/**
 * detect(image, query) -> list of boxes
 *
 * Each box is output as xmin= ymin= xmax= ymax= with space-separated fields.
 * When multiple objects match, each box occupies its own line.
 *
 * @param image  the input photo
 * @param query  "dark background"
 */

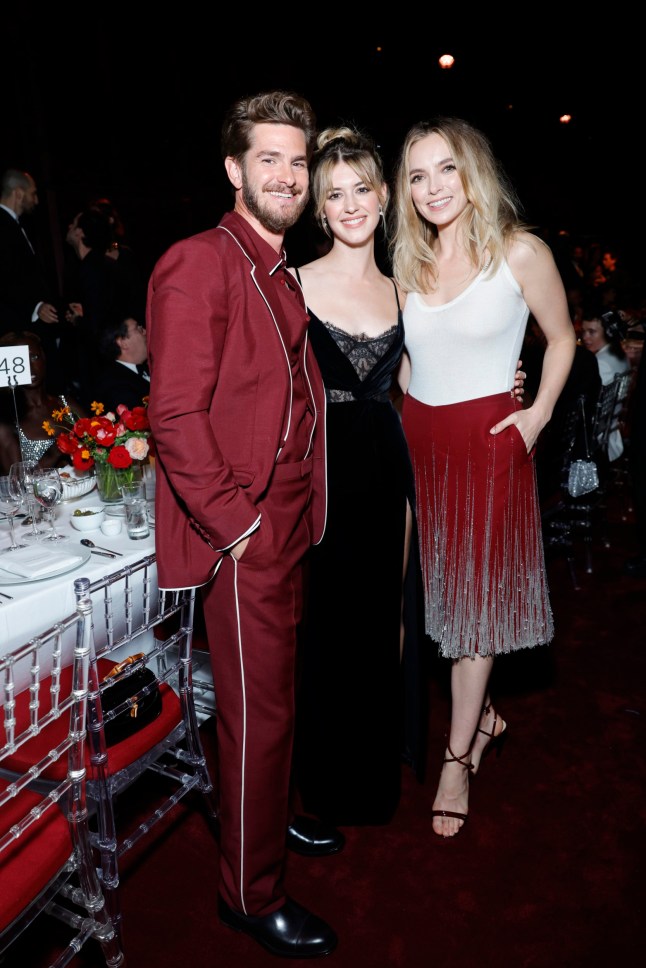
xmin=2 ymin=19 xmax=642 ymax=291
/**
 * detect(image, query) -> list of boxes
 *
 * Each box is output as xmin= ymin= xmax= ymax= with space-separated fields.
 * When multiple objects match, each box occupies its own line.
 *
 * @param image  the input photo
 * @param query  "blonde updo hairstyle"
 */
xmin=390 ymin=117 xmax=526 ymax=294
xmin=310 ymin=126 xmax=388 ymax=237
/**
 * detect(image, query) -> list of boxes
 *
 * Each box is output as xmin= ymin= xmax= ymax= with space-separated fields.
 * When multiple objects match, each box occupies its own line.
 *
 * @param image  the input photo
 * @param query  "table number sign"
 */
xmin=0 ymin=345 xmax=32 ymax=387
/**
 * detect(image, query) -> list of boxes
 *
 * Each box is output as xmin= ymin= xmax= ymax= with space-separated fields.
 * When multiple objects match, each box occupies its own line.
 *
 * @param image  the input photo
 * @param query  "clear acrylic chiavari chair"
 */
xmin=0 ymin=578 xmax=124 ymax=967
xmin=2 ymin=555 xmax=219 ymax=953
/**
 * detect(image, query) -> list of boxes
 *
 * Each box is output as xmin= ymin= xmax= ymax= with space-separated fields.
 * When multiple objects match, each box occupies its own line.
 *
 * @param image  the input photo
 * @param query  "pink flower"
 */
xmin=125 ymin=437 xmax=150 ymax=461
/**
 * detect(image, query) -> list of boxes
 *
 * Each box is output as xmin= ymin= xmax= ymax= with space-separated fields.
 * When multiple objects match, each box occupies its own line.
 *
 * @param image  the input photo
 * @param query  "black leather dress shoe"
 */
xmin=218 ymin=895 xmax=337 ymax=958
xmin=287 ymin=815 xmax=345 ymax=856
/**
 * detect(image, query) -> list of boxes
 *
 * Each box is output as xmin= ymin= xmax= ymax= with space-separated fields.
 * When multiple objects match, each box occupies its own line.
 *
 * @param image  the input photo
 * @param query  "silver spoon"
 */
xmin=80 ymin=538 xmax=124 ymax=556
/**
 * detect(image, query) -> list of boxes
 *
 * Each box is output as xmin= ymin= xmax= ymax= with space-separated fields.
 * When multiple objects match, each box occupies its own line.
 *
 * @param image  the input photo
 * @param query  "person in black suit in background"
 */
xmin=93 ymin=315 xmax=150 ymax=414
xmin=63 ymin=206 xmax=146 ymax=406
xmin=0 ymin=169 xmax=64 ymax=390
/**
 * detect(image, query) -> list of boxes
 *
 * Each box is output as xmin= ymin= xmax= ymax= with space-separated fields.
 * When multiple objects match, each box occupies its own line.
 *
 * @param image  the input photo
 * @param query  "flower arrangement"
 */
xmin=44 ymin=399 xmax=153 ymax=502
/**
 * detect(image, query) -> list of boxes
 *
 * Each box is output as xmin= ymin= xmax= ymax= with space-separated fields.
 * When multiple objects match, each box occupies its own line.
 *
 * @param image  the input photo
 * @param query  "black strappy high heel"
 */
xmin=472 ymin=702 xmax=507 ymax=776
xmin=431 ymin=744 xmax=473 ymax=833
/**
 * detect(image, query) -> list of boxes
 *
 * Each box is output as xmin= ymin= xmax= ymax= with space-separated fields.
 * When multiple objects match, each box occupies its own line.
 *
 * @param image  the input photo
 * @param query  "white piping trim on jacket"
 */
xmin=217 ymin=225 xmax=293 ymax=456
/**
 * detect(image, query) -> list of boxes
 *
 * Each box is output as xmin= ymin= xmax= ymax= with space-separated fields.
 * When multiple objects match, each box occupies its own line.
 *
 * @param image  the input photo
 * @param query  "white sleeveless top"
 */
xmin=404 ymin=260 xmax=529 ymax=406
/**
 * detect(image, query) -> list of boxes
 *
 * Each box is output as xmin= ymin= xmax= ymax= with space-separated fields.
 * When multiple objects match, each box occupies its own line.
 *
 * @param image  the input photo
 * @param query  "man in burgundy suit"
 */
xmin=146 ymin=92 xmax=338 ymax=958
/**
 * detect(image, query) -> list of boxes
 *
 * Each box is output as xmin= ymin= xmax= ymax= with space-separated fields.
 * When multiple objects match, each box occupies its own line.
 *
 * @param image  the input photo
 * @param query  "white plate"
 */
xmin=0 ymin=545 xmax=92 ymax=585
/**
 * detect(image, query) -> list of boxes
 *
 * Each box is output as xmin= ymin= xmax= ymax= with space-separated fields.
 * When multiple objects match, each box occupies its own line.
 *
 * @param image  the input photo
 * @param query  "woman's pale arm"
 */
xmin=396 ymin=350 xmax=411 ymax=394
xmin=490 ymin=234 xmax=576 ymax=450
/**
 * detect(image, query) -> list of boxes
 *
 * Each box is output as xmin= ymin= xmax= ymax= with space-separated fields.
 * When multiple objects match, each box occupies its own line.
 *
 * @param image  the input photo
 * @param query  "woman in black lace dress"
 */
xmin=289 ymin=127 xmax=425 ymax=826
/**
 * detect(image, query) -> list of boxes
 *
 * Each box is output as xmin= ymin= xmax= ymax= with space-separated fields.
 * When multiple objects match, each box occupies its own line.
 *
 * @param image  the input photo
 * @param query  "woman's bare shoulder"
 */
xmin=507 ymin=231 xmax=555 ymax=273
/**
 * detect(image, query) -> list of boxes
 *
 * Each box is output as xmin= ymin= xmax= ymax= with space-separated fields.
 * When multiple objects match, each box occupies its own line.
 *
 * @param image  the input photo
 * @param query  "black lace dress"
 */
xmin=294 ymin=280 xmax=426 ymax=826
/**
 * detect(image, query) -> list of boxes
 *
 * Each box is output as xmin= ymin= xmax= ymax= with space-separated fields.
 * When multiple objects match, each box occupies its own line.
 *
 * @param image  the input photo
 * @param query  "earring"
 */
xmin=321 ymin=214 xmax=331 ymax=238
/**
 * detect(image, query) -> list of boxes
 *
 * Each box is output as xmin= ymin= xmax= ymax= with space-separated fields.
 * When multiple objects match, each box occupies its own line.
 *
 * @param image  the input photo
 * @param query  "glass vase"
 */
xmin=95 ymin=461 xmax=143 ymax=504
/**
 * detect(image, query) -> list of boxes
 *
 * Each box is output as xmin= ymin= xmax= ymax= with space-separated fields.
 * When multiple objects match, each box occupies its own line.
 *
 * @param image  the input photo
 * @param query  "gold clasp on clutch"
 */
xmin=103 ymin=652 xmax=146 ymax=680
xmin=103 ymin=652 xmax=148 ymax=718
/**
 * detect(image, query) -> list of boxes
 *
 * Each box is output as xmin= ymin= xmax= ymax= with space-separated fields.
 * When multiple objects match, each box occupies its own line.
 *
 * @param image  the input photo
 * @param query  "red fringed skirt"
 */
xmin=402 ymin=391 xmax=553 ymax=658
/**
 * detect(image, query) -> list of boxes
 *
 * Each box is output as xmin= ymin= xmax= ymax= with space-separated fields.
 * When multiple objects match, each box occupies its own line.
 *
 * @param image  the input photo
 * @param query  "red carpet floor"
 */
xmin=6 ymin=494 xmax=645 ymax=968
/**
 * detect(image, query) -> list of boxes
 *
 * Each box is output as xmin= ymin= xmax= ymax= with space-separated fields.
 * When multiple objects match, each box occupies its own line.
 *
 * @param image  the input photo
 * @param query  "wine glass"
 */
xmin=9 ymin=460 xmax=48 ymax=542
xmin=32 ymin=467 xmax=67 ymax=542
xmin=0 ymin=474 xmax=27 ymax=553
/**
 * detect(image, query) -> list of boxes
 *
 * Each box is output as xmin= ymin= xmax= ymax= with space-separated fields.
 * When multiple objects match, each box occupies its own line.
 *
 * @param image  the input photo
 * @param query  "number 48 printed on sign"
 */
xmin=0 ymin=345 xmax=32 ymax=387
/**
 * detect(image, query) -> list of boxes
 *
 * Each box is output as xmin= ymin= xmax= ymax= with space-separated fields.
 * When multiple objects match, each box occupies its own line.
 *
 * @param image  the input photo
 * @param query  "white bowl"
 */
xmin=69 ymin=506 xmax=106 ymax=531
xmin=59 ymin=468 xmax=97 ymax=502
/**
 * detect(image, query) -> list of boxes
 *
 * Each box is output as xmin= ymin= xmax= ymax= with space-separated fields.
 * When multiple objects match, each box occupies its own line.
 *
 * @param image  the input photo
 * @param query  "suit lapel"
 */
xmin=217 ymin=213 xmax=289 ymax=350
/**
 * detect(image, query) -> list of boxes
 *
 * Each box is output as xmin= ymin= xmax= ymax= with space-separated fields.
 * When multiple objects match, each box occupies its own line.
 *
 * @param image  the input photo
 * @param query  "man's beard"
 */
xmin=241 ymin=166 xmax=308 ymax=234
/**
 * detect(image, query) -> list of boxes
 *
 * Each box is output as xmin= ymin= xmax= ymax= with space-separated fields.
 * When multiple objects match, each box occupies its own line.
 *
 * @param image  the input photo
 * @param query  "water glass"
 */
xmin=32 ymin=467 xmax=67 ymax=542
xmin=9 ymin=460 xmax=48 ymax=542
xmin=0 ymin=475 xmax=27 ymax=553
xmin=120 ymin=481 xmax=149 ymax=540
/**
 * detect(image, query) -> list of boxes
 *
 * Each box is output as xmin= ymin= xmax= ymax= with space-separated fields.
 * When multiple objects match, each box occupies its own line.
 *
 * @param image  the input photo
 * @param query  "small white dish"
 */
xmin=101 ymin=518 xmax=122 ymax=536
xmin=69 ymin=506 xmax=106 ymax=531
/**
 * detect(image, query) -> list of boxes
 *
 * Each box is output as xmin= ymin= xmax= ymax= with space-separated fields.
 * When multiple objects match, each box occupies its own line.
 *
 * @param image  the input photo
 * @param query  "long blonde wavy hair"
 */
xmin=390 ymin=117 xmax=527 ymax=294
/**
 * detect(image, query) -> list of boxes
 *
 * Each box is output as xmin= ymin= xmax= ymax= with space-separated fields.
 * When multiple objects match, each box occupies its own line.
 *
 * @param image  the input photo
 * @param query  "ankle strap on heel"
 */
xmin=444 ymin=744 xmax=474 ymax=772
xmin=477 ymin=703 xmax=498 ymax=740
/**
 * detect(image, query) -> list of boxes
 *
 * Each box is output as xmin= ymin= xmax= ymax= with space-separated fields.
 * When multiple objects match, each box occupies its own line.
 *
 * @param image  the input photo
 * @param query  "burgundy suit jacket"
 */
xmin=146 ymin=211 xmax=327 ymax=589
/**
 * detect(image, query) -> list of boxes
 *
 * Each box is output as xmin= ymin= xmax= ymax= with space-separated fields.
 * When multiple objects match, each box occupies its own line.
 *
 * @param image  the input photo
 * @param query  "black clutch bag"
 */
xmin=100 ymin=652 xmax=162 ymax=746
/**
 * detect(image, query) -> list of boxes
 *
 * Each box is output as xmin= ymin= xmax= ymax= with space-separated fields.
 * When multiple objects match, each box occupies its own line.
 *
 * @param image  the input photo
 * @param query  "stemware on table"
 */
xmin=0 ymin=475 xmax=27 ymax=554
xmin=8 ymin=460 xmax=48 ymax=542
xmin=31 ymin=467 xmax=67 ymax=542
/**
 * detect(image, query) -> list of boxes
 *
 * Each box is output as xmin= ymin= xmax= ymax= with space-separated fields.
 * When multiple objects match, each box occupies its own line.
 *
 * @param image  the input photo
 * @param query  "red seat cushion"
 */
xmin=0 ymin=783 xmax=72 ymax=932
xmin=3 ymin=659 xmax=182 ymax=781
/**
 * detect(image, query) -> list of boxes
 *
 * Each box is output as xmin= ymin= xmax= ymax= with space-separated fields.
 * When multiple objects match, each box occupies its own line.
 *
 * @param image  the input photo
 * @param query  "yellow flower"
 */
xmin=91 ymin=401 xmax=105 ymax=415
xmin=42 ymin=420 xmax=55 ymax=436
xmin=51 ymin=408 xmax=65 ymax=421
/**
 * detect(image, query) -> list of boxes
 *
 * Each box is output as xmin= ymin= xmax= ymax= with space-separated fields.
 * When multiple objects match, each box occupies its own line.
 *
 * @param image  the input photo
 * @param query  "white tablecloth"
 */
xmin=0 ymin=491 xmax=157 ymax=693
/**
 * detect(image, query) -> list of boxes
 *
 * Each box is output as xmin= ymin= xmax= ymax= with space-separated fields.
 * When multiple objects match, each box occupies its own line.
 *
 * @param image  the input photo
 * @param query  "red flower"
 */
xmin=122 ymin=406 xmax=150 ymax=432
xmin=94 ymin=424 xmax=118 ymax=448
xmin=72 ymin=448 xmax=95 ymax=471
xmin=56 ymin=432 xmax=80 ymax=455
xmin=107 ymin=446 xmax=132 ymax=469
xmin=73 ymin=417 xmax=98 ymax=437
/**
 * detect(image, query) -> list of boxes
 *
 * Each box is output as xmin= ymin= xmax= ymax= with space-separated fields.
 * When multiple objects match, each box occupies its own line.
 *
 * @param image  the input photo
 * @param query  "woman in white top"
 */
xmin=391 ymin=117 xmax=576 ymax=838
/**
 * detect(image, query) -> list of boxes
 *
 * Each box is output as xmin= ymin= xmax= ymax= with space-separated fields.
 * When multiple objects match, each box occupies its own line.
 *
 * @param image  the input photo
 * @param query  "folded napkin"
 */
xmin=0 ymin=545 xmax=84 ymax=579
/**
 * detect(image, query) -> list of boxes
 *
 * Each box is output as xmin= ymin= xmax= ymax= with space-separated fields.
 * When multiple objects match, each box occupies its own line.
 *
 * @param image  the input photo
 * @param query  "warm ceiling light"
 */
xmin=439 ymin=54 xmax=455 ymax=69
xmin=560 ymin=114 xmax=572 ymax=124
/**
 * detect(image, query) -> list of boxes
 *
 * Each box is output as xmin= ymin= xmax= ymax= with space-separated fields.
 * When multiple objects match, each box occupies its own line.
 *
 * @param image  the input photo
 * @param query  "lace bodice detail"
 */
xmin=322 ymin=321 xmax=399 ymax=402
xmin=294 ymin=270 xmax=404 ymax=405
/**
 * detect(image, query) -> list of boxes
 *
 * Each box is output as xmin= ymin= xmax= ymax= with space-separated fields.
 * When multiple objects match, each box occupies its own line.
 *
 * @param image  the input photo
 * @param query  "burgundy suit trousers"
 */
xmin=201 ymin=459 xmax=313 ymax=916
